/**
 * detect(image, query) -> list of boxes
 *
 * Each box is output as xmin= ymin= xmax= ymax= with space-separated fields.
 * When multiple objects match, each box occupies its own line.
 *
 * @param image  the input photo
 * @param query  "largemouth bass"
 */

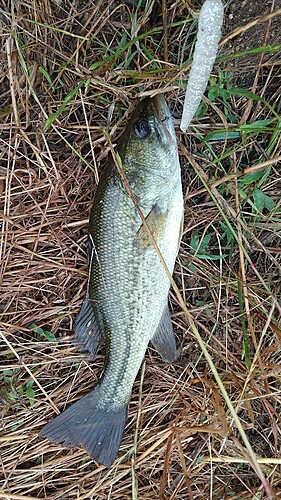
xmin=40 ymin=94 xmax=183 ymax=466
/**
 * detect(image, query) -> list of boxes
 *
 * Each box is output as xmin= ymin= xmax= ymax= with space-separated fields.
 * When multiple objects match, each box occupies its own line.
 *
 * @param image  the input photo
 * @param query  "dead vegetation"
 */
xmin=0 ymin=0 xmax=281 ymax=498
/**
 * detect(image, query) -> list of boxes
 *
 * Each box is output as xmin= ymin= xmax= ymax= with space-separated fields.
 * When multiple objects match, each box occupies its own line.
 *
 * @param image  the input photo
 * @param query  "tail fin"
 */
xmin=40 ymin=388 xmax=128 ymax=467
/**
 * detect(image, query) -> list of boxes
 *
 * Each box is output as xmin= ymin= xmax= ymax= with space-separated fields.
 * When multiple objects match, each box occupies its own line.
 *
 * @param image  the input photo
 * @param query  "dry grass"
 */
xmin=0 ymin=0 xmax=281 ymax=498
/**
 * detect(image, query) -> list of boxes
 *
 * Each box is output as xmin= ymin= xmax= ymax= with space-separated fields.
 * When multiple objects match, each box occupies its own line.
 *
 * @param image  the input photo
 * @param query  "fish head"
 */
xmin=117 ymin=95 xmax=178 ymax=179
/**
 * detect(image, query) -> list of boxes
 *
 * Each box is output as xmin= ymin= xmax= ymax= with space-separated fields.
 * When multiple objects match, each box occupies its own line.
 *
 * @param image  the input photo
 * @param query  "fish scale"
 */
xmin=40 ymin=94 xmax=183 ymax=467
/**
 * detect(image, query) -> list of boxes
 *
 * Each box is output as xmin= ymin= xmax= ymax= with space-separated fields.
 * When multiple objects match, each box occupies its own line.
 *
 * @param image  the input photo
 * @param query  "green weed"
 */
xmin=0 ymin=368 xmax=38 ymax=407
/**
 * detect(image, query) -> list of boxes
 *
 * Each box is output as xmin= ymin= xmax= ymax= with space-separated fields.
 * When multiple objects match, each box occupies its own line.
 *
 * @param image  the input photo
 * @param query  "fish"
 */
xmin=40 ymin=94 xmax=183 ymax=467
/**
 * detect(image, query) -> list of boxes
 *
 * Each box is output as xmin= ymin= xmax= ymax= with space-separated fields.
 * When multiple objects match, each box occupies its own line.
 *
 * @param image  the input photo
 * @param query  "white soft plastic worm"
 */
xmin=180 ymin=0 xmax=224 ymax=132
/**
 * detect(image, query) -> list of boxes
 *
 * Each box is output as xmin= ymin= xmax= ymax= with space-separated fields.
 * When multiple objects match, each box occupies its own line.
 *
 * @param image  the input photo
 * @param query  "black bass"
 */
xmin=40 ymin=95 xmax=183 ymax=466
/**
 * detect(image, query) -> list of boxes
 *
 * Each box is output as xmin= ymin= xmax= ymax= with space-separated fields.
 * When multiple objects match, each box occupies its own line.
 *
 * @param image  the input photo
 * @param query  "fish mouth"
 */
xmin=150 ymin=94 xmax=176 ymax=145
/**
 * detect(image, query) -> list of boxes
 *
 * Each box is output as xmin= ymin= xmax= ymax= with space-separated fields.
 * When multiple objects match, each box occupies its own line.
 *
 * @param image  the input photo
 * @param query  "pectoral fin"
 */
xmin=73 ymin=296 xmax=103 ymax=356
xmin=150 ymin=304 xmax=177 ymax=363
xmin=135 ymin=205 xmax=168 ymax=250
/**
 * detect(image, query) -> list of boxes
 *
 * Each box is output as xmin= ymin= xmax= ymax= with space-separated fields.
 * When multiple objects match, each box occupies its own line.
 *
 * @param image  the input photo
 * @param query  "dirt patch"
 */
xmin=222 ymin=0 xmax=281 ymax=79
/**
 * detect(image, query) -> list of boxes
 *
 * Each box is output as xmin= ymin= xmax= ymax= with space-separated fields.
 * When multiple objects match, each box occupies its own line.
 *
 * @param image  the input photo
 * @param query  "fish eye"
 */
xmin=134 ymin=120 xmax=150 ymax=139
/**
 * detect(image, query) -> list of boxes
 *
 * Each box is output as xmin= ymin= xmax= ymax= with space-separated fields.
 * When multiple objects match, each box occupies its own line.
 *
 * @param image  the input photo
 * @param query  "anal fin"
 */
xmin=73 ymin=296 xmax=103 ymax=356
xmin=150 ymin=304 xmax=177 ymax=363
